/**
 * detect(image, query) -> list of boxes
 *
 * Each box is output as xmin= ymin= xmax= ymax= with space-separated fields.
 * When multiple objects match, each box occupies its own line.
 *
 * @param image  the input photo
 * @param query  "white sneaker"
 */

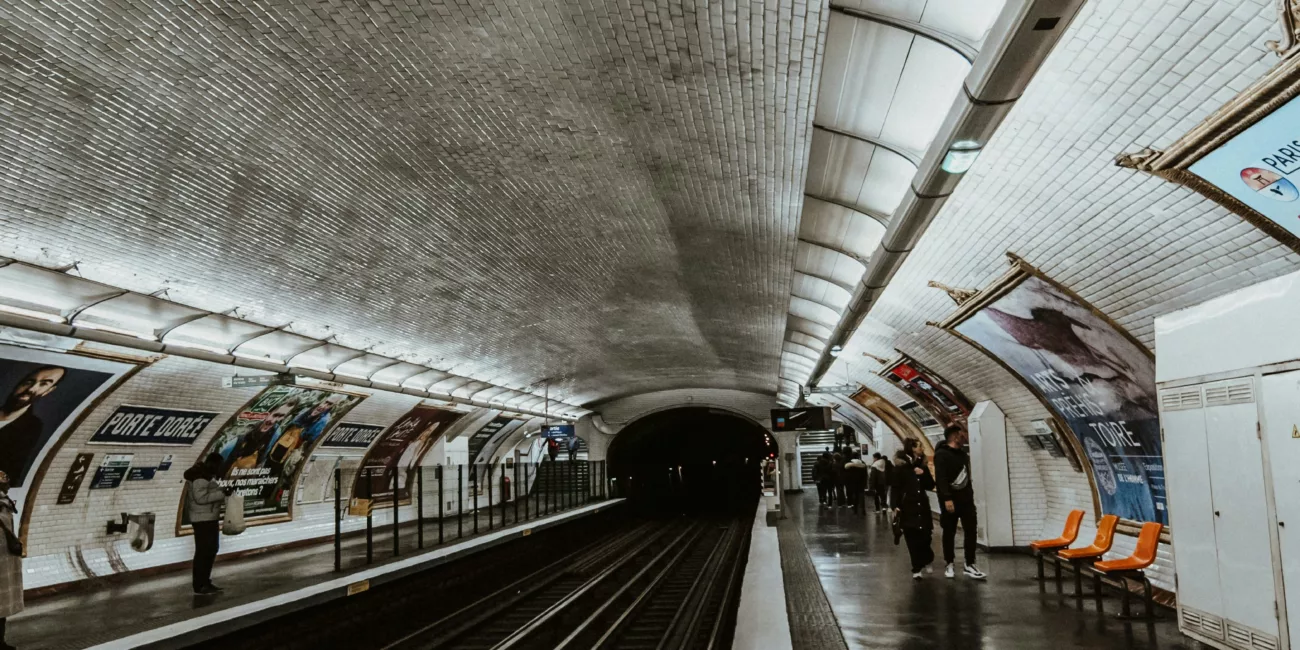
xmin=944 ymin=563 xmax=955 ymax=579
xmin=912 ymin=571 xmax=923 ymax=580
xmin=924 ymin=565 xmax=934 ymax=575
xmin=964 ymin=564 xmax=987 ymax=580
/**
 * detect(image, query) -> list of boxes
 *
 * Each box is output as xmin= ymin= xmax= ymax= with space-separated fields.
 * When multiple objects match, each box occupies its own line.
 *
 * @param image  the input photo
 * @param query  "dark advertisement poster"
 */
xmin=56 ymin=452 xmax=95 ymax=504
xmin=0 ymin=344 xmax=135 ymax=519
xmin=181 ymin=385 xmax=365 ymax=528
xmin=883 ymin=356 xmax=971 ymax=432
xmin=320 ymin=422 xmax=386 ymax=449
xmin=467 ymin=416 xmax=514 ymax=467
xmin=351 ymin=405 xmax=463 ymax=511
xmin=952 ymin=273 xmax=1166 ymax=525
xmin=88 ymin=405 xmax=218 ymax=445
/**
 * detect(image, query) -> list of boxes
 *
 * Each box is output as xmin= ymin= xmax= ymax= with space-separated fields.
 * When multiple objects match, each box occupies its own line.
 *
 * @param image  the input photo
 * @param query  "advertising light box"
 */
xmin=1188 ymin=95 xmax=1300 ymax=236
xmin=542 ymin=424 xmax=575 ymax=439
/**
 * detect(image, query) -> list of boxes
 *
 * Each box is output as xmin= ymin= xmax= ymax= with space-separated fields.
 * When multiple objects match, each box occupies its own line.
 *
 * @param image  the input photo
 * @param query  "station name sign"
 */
xmin=1189 ymin=95 xmax=1300 ymax=235
xmin=88 ymin=405 xmax=219 ymax=446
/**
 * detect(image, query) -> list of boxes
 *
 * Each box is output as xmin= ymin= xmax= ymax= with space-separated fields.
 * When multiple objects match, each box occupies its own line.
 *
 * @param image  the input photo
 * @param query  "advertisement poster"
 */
xmin=319 ymin=422 xmax=386 ymax=450
xmin=0 ymin=344 xmax=136 ymax=524
xmin=351 ymin=405 xmax=463 ymax=510
xmin=88 ymin=405 xmax=218 ymax=445
xmin=883 ymin=356 xmax=971 ymax=432
xmin=951 ymin=273 xmax=1166 ymax=525
xmin=181 ymin=384 xmax=365 ymax=527
xmin=1188 ymin=95 xmax=1300 ymax=235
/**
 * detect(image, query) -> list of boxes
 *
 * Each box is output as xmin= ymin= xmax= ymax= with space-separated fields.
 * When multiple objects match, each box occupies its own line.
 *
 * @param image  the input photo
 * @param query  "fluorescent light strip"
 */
xmin=0 ymin=304 xmax=66 ymax=323
xmin=75 ymin=320 xmax=158 ymax=341
xmin=164 ymin=340 xmax=232 ymax=356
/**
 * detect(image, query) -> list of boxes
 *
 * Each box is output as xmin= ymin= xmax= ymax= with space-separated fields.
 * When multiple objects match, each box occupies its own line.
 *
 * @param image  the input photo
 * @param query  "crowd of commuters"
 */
xmin=813 ymin=425 xmax=986 ymax=582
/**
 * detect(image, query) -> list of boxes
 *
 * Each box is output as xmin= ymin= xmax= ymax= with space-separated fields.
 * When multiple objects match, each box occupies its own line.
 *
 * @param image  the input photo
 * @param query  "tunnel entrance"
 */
xmin=608 ymin=407 xmax=779 ymax=514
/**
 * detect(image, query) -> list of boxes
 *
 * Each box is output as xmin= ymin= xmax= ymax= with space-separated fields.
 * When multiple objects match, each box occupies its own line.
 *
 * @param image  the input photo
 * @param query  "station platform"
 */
xmin=9 ymin=500 xmax=620 ymax=650
xmin=775 ymin=491 xmax=1202 ymax=649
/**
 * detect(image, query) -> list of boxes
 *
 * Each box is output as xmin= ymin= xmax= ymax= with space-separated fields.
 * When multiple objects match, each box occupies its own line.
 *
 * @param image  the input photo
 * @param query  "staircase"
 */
xmin=797 ymin=430 xmax=837 ymax=486
xmin=532 ymin=456 xmax=591 ymax=502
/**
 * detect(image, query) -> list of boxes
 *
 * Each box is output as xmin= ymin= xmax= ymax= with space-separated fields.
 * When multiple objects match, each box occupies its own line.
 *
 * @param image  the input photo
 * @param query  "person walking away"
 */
xmin=890 ymin=450 xmax=935 ymax=580
xmin=844 ymin=452 xmax=869 ymax=514
xmin=186 ymin=453 xmax=234 ymax=595
xmin=811 ymin=452 xmax=832 ymax=506
xmin=935 ymin=426 xmax=986 ymax=580
xmin=566 ymin=435 xmax=578 ymax=462
xmin=831 ymin=450 xmax=846 ymax=507
xmin=547 ymin=437 xmax=560 ymax=462
xmin=0 ymin=472 xmax=22 ymax=650
xmin=870 ymin=453 xmax=889 ymax=513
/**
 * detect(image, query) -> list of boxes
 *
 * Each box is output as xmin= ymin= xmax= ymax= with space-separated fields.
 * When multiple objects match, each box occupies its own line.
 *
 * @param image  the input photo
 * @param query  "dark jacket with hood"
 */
xmin=890 ymin=453 xmax=934 ymax=530
xmin=934 ymin=443 xmax=974 ymax=503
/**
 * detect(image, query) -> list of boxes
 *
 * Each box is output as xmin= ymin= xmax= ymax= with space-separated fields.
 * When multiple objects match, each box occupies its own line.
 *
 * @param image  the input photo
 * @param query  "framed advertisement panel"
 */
xmin=881 ymin=355 xmax=972 ymax=433
xmin=0 ymin=343 xmax=142 ymax=540
xmin=349 ymin=405 xmax=464 ymax=513
xmin=937 ymin=255 xmax=1164 ymax=530
xmin=178 ymin=384 xmax=366 ymax=530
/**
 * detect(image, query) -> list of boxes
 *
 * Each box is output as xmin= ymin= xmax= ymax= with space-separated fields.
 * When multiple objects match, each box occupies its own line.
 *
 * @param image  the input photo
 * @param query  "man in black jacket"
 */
xmin=934 ymin=425 xmax=986 ymax=580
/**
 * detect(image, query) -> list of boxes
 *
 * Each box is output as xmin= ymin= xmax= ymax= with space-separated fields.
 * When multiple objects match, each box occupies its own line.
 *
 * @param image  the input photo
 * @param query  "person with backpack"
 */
xmin=935 ymin=425 xmax=986 ymax=580
xmin=185 ymin=452 xmax=235 ymax=595
xmin=890 ymin=448 xmax=935 ymax=580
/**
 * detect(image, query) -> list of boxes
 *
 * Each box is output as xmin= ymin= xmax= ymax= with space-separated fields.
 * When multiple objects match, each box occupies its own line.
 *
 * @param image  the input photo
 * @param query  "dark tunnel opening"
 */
xmin=608 ymin=407 xmax=780 ymax=515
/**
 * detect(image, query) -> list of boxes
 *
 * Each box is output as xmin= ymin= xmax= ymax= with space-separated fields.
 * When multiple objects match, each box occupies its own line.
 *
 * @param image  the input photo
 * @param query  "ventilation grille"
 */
xmin=1161 ymin=388 xmax=1203 ymax=412
xmin=1180 ymin=606 xmax=1224 ymax=641
xmin=1226 ymin=621 xmax=1278 ymax=650
xmin=1205 ymin=381 xmax=1254 ymax=407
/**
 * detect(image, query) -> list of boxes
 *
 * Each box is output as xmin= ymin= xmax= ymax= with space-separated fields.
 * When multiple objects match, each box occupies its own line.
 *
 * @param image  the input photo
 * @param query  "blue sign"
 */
xmin=542 ymin=424 xmax=575 ymax=439
xmin=126 ymin=466 xmax=157 ymax=481
xmin=90 ymin=454 xmax=133 ymax=490
xmin=89 ymin=405 xmax=219 ymax=446
xmin=1190 ymin=95 xmax=1300 ymax=235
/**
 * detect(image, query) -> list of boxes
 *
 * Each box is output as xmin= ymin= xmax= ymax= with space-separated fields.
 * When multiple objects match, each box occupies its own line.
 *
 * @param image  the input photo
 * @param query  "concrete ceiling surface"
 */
xmin=0 ymin=0 xmax=828 ymax=405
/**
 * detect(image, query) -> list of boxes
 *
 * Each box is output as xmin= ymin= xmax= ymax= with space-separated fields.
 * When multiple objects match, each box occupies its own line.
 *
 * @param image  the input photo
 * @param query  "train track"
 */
xmin=383 ymin=517 xmax=749 ymax=650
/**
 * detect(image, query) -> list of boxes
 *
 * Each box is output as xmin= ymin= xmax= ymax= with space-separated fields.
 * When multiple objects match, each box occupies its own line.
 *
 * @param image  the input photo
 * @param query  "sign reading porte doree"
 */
xmin=89 ymin=405 xmax=219 ymax=446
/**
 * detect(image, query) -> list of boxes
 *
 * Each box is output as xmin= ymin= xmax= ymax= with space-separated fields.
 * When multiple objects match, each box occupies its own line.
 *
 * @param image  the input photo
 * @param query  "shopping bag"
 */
xmin=223 ymin=493 xmax=246 ymax=535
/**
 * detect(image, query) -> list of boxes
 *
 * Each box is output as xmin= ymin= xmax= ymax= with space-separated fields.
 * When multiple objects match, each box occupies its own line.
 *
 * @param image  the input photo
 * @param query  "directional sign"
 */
xmin=221 ymin=373 xmax=294 ymax=389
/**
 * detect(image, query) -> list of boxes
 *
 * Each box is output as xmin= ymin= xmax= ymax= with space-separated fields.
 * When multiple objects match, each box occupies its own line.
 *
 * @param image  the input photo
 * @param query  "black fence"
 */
xmin=333 ymin=459 xmax=611 ymax=570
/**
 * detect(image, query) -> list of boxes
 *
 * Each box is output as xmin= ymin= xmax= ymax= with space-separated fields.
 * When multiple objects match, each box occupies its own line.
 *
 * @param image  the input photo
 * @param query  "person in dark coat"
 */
xmin=830 ymin=451 xmax=846 ymax=508
xmin=811 ymin=453 xmax=832 ymax=506
xmin=935 ymin=425 xmax=986 ymax=580
xmin=890 ymin=448 xmax=935 ymax=579
xmin=843 ymin=452 xmax=869 ymax=514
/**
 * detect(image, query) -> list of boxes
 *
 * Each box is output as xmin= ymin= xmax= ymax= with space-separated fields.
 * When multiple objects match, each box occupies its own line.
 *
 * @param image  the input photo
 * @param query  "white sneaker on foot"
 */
xmin=912 ymin=571 xmax=923 ymax=580
xmin=925 ymin=565 xmax=934 ymax=575
xmin=964 ymin=564 xmax=987 ymax=580
xmin=944 ymin=563 xmax=955 ymax=579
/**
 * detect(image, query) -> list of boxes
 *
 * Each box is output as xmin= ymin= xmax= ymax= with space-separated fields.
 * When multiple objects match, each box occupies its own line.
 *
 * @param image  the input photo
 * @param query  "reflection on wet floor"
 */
xmin=787 ymin=492 xmax=1208 ymax=650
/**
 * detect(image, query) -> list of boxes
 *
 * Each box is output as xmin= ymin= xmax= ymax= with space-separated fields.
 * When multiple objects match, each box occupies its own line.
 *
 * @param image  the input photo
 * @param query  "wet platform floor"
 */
xmin=786 ymin=491 xmax=1209 ymax=650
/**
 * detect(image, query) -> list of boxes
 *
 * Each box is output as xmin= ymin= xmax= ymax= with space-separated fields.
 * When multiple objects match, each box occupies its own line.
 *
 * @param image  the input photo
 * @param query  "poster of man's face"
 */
xmin=0 ymin=347 xmax=130 ymax=488
xmin=954 ymin=274 xmax=1166 ymax=525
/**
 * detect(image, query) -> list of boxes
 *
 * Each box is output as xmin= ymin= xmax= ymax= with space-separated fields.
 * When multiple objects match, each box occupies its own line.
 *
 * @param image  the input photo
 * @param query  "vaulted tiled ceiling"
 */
xmin=0 ymin=0 xmax=828 ymax=405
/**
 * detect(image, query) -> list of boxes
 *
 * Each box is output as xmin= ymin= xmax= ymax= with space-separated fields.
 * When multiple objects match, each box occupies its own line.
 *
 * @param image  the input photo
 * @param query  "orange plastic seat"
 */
xmin=1094 ymin=522 xmax=1163 ymax=573
xmin=1089 ymin=522 xmax=1165 ymax=619
xmin=1058 ymin=514 xmax=1119 ymax=560
xmin=1030 ymin=509 xmax=1085 ymax=551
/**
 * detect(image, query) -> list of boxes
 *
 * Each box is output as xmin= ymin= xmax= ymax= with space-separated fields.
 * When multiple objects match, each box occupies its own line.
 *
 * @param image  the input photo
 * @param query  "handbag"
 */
xmin=223 ymin=493 xmax=247 ymax=536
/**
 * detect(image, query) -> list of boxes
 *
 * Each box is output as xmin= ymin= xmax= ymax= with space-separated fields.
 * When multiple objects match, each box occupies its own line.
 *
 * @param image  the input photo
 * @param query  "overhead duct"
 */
xmin=806 ymin=0 xmax=1087 ymax=388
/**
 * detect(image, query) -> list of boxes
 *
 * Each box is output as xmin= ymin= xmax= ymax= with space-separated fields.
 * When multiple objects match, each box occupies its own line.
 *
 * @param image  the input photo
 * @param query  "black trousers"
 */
xmin=903 ymin=528 xmax=935 ymax=573
xmin=816 ymin=481 xmax=830 ymax=504
xmin=873 ymin=489 xmax=887 ymax=511
xmin=849 ymin=485 xmax=864 ymax=513
xmin=940 ymin=497 xmax=978 ymax=566
xmin=192 ymin=520 xmax=220 ymax=589
xmin=835 ymin=483 xmax=846 ymax=504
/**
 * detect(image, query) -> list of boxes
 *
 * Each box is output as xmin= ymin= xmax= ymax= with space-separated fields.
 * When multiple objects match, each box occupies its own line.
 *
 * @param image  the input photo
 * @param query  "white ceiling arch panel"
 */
xmin=791 ymin=273 xmax=853 ymax=312
xmin=787 ymin=315 xmax=834 ymax=344
xmin=805 ymin=128 xmax=918 ymax=219
xmin=789 ymin=296 xmax=841 ymax=330
xmin=794 ymin=241 xmax=867 ymax=291
xmin=799 ymin=198 xmax=889 ymax=261
xmin=879 ymin=37 xmax=970 ymax=156
xmin=783 ymin=341 xmax=822 ymax=363
xmin=786 ymin=330 xmax=827 ymax=352
xmin=816 ymin=16 xmax=913 ymax=140
xmin=832 ymin=0 xmax=1005 ymax=47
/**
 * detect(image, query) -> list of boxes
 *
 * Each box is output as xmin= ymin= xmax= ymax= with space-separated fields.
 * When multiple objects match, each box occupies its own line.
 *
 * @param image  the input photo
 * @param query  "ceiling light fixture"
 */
xmin=829 ymin=345 xmax=842 ymax=358
xmin=941 ymin=140 xmax=983 ymax=174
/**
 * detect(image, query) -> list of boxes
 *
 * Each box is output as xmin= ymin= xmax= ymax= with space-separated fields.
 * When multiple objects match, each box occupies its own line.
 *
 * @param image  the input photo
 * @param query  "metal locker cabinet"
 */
xmin=1160 ymin=385 xmax=1225 ymax=640
xmin=1262 ymin=370 xmax=1300 ymax=650
xmin=1202 ymin=379 xmax=1280 ymax=648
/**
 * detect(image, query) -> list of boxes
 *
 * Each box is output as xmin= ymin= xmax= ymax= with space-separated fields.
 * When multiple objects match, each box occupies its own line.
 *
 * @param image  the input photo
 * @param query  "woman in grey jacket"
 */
xmin=185 ymin=453 xmax=233 ymax=595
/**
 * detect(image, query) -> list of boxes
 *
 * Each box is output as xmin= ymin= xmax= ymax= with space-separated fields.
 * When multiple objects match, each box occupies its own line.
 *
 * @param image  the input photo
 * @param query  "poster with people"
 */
xmin=882 ymin=356 xmax=971 ymax=432
xmin=0 ymin=344 xmax=136 ymax=528
xmin=350 ymin=405 xmax=463 ymax=511
xmin=950 ymin=271 xmax=1166 ymax=525
xmin=180 ymin=384 xmax=365 ymax=527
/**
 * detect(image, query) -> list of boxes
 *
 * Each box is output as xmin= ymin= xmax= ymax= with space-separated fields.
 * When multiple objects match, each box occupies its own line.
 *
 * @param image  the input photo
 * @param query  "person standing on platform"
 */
xmin=812 ymin=452 xmax=832 ymax=506
xmin=566 ymin=435 xmax=578 ymax=462
xmin=185 ymin=453 xmax=234 ymax=596
xmin=844 ymin=452 xmax=869 ymax=514
xmin=935 ymin=426 xmax=986 ymax=580
xmin=890 ymin=449 xmax=934 ymax=580
xmin=0 ymin=471 xmax=22 ymax=650
xmin=831 ymin=450 xmax=846 ymax=508
xmin=870 ymin=453 xmax=889 ymax=513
